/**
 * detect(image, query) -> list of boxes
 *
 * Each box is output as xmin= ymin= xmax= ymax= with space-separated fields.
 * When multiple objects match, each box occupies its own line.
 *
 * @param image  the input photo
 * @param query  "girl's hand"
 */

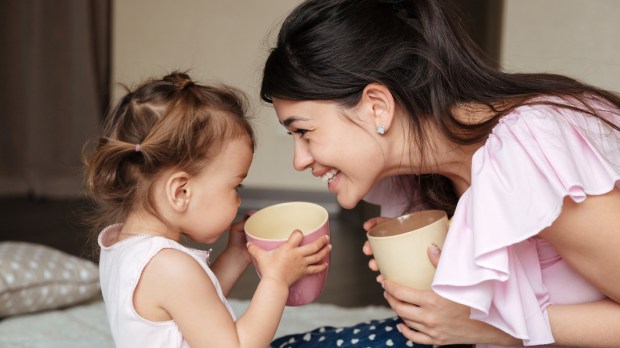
xmin=209 ymin=213 xmax=257 ymax=295
xmin=247 ymin=230 xmax=331 ymax=287
xmin=222 ymin=212 xmax=255 ymax=266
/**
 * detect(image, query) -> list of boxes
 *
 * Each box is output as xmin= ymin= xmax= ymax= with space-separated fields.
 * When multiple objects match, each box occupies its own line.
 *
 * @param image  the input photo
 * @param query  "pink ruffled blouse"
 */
xmin=433 ymin=100 xmax=620 ymax=347
xmin=365 ymin=99 xmax=620 ymax=347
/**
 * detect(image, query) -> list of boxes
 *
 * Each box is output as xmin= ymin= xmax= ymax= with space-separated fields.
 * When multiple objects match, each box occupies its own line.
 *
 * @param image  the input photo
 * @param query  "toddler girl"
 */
xmin=83 ymin=72 xmax=331 ymax=348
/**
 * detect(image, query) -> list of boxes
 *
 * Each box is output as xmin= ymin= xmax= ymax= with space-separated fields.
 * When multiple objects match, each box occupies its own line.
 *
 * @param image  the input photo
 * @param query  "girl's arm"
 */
xmin=139 ymin=231 xmax=330 ymax=348
xmin=209 ymin=219 xmax=252 ymax=296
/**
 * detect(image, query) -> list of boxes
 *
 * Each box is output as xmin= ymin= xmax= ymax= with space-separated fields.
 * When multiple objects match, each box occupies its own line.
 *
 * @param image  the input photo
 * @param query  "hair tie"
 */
xmin=135 ymin=144 xmax=142 ymax=152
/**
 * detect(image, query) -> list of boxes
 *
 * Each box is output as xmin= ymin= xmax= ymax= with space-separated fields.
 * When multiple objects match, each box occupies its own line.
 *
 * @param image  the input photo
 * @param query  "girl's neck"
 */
xmin=119 ymin=211 xmax=180 ymax=241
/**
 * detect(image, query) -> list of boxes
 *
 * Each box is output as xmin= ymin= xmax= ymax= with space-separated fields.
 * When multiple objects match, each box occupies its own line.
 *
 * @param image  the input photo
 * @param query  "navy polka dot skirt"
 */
xmin=271 ymin=316 xmax=431 ymax=347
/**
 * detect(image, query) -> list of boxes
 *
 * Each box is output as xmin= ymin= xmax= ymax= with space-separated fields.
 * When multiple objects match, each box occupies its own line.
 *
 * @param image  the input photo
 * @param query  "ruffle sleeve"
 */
xmin=432 ymin=102 xmax=620 ymax=345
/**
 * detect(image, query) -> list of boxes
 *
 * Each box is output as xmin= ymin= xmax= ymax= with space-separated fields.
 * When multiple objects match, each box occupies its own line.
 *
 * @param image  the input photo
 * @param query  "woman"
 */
xmin=261 ymin=0 xmax=620 ymax=347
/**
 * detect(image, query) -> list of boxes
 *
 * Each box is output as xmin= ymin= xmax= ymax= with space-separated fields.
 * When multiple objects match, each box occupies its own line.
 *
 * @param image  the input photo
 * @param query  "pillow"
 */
xmin=0 ymin=241 xmax=100 ymax=317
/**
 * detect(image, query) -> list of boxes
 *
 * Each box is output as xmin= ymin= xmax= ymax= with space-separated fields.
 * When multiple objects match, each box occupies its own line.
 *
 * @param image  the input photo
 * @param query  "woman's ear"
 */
xmin=165 ymin=171 xmax=191 ymax=212
xmin=361 ymin=83 xmax=396 ymax=135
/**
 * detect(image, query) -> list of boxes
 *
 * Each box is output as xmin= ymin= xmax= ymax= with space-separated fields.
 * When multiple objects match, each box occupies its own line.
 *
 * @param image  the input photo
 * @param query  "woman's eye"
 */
xmin=287 ymin=129 xmax=308 ymax=138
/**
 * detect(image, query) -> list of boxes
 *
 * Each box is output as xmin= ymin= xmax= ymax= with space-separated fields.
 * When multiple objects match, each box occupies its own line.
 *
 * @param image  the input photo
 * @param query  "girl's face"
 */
xmin=272 ymin=98 xmax=386 ymax=209
xmin=182 ymin=136 xmax=253 ymax=243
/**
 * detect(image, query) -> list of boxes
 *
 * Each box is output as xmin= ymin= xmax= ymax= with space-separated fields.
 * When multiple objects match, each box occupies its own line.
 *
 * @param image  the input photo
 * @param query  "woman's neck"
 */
xmin=384 ymin=104 xmax=492 ymax=197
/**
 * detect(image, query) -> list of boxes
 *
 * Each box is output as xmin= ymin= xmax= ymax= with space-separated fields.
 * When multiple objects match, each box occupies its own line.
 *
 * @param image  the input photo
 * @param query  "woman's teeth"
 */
xmin=321 ymin=169 xmax=339 ymax=183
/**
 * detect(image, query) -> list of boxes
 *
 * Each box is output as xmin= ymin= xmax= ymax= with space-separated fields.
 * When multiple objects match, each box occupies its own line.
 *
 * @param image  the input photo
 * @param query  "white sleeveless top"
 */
xmin=98 ymin=224 xmax=236 ymax=348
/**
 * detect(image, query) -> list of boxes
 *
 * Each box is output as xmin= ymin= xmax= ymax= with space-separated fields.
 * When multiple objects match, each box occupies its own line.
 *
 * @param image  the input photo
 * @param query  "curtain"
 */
xmin=0 ymin=0 xmax=110 ymax=198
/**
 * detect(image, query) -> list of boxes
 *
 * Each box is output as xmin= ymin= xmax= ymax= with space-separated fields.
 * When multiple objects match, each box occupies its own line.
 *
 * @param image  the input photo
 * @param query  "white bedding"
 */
xmin=0 ymin=298 xmax=395 ymax=347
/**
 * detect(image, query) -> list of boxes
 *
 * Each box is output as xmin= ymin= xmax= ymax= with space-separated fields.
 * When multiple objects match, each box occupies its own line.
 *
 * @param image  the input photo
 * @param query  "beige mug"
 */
xmin=366 ymin=210 xmax=449 ymax=290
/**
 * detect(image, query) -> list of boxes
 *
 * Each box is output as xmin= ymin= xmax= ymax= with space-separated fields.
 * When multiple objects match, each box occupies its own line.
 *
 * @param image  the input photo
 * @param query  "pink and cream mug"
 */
xmin=244 ymin=201 xmax=330 ymax=306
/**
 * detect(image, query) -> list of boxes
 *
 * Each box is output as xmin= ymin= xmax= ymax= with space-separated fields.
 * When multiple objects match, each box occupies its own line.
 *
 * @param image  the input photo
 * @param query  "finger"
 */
xmin=362 ymin=216 xmax=387 ymax=231
xmin=296 ymin=235 xmax=330 ymax=255
xmin=304 ymin=243 xmax=332 ymax=264
xmin=229 ymin=220 xmax=245 ymax=233
xmin=396 ymin=323 xmax=433 ymax=346
xmin=245 ymin=242 xmax=262 ymax=259
xmin=383 ymin=279 xmax=423 ymax=306
xmin=368 ymin=258 xmax=379 ymax=272
xmin=304 ymin=262 xmax=329 ymax=274
xmin=285 ymin=229 xmax=305 ymax=247
xmin=384 ymin=290 xmax=424 ymax=323
xmin=243 ymin=210 xmax=257 ymax=222
xmin=427 ymin=243 xmax=441 ymax=268
xmin=362 ymin=241 xmax=373 ymax=256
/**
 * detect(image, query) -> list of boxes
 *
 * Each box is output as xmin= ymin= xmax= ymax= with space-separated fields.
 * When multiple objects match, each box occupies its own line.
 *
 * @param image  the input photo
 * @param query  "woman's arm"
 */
xmin=381 ymin=188 xmax=620 ymax=346
xmin=540 ymin=188 xmax=620 ymax=303
xmin=547 ymin=299 xmax=620 ymax=347
xmin=539 ymin=188 xmax=620 ymax=346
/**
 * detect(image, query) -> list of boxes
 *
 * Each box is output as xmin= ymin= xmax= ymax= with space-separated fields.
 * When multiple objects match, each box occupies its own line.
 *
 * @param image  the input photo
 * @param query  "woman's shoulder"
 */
xmin=499 ymin=94 xmax=619 ymax=130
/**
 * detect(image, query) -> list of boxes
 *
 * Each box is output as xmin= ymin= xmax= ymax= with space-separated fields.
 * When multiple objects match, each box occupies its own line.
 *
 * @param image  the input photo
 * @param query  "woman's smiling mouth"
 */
xmin=321 ymin=169 xmax=339 ymax=184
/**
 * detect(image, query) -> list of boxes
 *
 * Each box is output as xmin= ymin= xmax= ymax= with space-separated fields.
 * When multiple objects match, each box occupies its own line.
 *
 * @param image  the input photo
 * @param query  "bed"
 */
xmin=0 ymin=241 xmax=395 ymax=347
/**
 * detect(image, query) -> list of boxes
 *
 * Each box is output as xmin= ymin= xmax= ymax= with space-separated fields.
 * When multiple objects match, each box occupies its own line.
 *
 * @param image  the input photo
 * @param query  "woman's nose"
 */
xmin=293 ymin=140 xmax=313 ymax=171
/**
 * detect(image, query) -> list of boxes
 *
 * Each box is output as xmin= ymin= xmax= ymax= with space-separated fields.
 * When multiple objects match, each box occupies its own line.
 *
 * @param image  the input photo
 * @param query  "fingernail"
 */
xmin=430 ymin=243 xmax=440 ymax=255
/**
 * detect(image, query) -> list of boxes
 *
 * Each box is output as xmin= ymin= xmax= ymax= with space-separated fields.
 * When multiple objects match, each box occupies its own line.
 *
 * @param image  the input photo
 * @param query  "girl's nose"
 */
xmin=293 ymin=140 xmax=313 ymax=171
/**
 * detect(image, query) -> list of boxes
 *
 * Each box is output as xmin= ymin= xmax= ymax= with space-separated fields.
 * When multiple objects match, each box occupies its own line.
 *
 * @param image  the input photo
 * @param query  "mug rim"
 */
xmin=244 ymin=201 xmax=329 ymax=242
xmin=366 ymin=209 xmax=447 ymax=240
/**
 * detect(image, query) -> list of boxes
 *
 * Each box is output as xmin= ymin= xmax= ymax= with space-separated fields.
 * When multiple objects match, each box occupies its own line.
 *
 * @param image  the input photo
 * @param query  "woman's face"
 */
xmin=272 ymin=98 xmax=386 ymax=209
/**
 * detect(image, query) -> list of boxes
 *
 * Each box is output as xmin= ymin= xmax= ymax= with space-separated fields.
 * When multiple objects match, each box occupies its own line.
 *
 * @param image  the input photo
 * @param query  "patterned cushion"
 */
xmin=0 ymin=242 xmax=100 ymax=317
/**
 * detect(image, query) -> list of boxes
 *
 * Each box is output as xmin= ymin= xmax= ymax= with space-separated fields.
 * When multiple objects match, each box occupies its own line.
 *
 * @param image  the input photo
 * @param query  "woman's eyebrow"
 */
xmin=281 ymin=116 xmax=308 ymax=127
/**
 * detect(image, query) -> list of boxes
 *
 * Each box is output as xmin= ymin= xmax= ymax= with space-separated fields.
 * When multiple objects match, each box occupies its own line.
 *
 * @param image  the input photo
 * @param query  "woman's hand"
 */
xmin=362 ymin=216 xmax=388 ymax=278
xmin=362 ymin=218 xmax=519 ymax=346
xmin=247 ymin=230 xmax=331 ymax=287
xmin=381 ymin=246 xmax=520 ymax=346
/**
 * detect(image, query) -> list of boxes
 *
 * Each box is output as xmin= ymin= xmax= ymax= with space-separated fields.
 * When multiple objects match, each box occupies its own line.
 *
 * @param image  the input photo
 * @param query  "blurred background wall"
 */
xmin=501 ymin=0 xmax=619 ymax=92
xmin=110 ymin=0 xmax=620 ymax=195
xmin=1 ymin=0 xmax=619 ymax=200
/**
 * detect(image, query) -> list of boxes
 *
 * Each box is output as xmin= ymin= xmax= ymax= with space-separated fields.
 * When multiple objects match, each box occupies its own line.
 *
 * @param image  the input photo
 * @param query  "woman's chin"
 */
xmin=336 ymin=194 xmax=361 ymax=210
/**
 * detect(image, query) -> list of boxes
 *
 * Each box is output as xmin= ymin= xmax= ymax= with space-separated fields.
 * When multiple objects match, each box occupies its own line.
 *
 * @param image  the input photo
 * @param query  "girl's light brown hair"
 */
xmin=83 ymin=72 xmax=255 ymax=239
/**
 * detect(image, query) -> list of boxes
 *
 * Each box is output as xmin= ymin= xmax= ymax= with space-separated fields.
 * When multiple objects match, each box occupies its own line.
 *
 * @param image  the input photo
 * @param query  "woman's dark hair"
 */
xmin=260 ymin=0 xmax=620 ymax=215
xmin=84 ymin=72 xmax=255 ymax=238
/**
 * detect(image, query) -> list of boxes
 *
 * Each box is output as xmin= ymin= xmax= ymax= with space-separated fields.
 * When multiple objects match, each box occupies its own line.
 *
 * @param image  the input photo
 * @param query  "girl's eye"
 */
xmin=286 ymin=129 xmax=308 ymax=138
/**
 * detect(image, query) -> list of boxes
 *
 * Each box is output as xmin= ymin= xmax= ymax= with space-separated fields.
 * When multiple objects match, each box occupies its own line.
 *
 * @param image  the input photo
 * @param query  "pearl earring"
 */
xmin=376 ymin=125 xmax=386 ymax=135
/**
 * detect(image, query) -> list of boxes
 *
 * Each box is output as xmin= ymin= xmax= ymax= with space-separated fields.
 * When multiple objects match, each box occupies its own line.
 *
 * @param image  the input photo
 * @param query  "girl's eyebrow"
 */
xmin=281 ymin=116 xmax=308 ymax=127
